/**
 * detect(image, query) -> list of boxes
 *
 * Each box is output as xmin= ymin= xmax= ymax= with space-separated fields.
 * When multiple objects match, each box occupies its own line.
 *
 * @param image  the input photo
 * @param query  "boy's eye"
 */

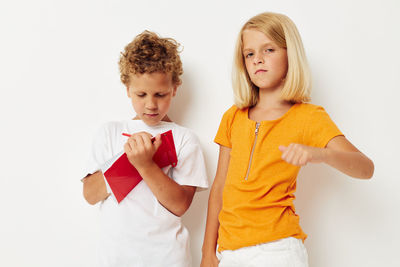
xmin=136 ymin=93 xmax=146 ymax=97
xmin=265 ymin=48 xmax=274 ymax=53
xmin=155 ymin=93 xmax=166 ymax=98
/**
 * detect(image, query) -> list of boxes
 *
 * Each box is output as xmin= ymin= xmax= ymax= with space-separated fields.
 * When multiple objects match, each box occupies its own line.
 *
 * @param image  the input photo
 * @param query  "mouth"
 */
xmin=144 ymin=113 xmax=159 ymax=117
xmin=255 ymin=69 xmax=267 ymax=74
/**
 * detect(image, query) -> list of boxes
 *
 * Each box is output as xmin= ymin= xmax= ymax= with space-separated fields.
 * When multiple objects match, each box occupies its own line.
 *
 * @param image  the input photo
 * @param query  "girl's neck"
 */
xmin=248 ymin=87 xmax=294 ymax=122
xmin=256 ymin=87 xmax=291 ymax=110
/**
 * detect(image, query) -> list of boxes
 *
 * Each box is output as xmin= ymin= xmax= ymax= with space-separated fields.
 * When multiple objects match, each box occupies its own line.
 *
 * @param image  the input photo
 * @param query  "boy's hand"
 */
xmin=279 ymin=143 xmax=325 ymax=166
xmin=124 ymin=132 xmax=162 ymax=170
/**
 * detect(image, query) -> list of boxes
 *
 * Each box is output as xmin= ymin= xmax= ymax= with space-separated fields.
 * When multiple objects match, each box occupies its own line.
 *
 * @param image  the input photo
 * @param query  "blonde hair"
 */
xmin=119 ymin=30 xmax=183 ymax=86
xmin=232 ymin=12 xmax=311 ymax=108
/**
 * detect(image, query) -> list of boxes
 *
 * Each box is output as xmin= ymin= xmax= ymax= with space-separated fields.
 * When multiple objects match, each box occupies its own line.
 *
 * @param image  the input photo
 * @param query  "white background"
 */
xmin=1 ymin=0 xmax=399 ymax=266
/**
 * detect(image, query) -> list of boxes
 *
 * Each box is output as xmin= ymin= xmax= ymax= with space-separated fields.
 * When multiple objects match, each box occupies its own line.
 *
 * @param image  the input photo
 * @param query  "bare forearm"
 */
xmin=202 ymin=182 xmax=223 ymax=255
xmin=82 ymin=171 xmax=110 ymax=205
xmin=201 ymin=145 xmax=230 ymax=266
xmin=138 ymin=163 xmax=194 ymax=216
xmin=323 ymin=149 xmax=374 ymax=179
xmin=202 ymin=145 xmax=231 ymax=255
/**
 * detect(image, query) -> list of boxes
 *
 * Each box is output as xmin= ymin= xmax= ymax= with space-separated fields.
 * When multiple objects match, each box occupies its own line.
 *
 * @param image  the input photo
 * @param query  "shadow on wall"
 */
xmin=295 ymin=164 xmax=345 ymax=265
xmin=295 ymin=164 xmax=378 ymax=266
xmin=169 ymin=71 xmax=212 ymax=265
xmin=168 ymin=72 xmax=193 ymax=125
xmin=183 ymin=136 xmax=216 ymax=265
xmin=183 ymin=190 xmax=209 ymax=265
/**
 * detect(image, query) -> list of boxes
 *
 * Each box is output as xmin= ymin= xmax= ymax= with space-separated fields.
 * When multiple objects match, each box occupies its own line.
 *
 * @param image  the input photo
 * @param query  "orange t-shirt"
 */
xmin=214 ymin=103 xmax=343 ymax=252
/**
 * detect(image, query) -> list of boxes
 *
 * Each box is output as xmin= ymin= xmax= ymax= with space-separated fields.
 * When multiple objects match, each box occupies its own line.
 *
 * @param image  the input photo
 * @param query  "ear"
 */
xmin=172 ymin=82 xmax=180 ymax=97
xmin=172 ymin=85 xmax=178 ymax=97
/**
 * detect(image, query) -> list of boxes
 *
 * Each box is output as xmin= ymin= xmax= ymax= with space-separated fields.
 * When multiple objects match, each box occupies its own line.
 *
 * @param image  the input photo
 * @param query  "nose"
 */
xmin=145 ymin=96 xmax=157 ymax=110
xmin=253 ymin=53 xmax=264 ymax=65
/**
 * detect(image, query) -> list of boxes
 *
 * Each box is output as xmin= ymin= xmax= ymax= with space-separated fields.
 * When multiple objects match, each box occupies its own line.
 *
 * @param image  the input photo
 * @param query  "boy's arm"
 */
xmin=139 ymin=165 xmax=196 ymax=217
xmin=82 ymin=172 xmax=110 ymax=205
xmin=279 ymin=136 xmax=374 ymax=179
xmin=124 ymin=131 xmax=196 ymax=217
xmin=200 ymin=145 xmax=231 ymax=267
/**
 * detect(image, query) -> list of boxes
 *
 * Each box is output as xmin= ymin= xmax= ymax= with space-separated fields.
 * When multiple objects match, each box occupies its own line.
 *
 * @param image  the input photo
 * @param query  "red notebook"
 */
xmin=103 ymin=130 xmax=178 ymax=203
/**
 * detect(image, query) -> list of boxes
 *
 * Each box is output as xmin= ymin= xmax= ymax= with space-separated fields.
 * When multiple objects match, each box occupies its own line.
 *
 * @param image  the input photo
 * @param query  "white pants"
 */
xmin=218 ymin=237 xmax=308 ymax=267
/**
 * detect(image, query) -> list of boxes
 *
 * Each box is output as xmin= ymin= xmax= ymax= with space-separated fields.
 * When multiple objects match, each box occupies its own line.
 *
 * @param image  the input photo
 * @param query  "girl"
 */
xmin=200 ymin=12 xmax=374 ymax=267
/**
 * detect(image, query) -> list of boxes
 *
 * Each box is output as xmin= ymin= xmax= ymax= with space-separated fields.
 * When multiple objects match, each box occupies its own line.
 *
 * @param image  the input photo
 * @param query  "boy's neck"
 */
xmin=161 ymin=115 xmax=173 ymax=122
xmin=132 ymin=115 xmax=173 ymax=122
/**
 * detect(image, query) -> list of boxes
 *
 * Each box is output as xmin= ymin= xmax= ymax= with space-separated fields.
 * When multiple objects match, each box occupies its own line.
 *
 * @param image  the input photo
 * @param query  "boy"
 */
xmin=82 ymin=31 xmax=208 ymax=267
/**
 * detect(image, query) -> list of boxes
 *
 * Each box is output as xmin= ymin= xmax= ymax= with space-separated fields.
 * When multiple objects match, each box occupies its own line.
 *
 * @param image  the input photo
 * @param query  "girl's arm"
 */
xmin=125 ymin=132 xmax=196 ymax=217
xmin=323 ymin=136 xmax=374 ymax=178
xmin=82 ymin=172 xmax=110 ymax=205
xmin=279 ymin=136 xmax=374 ymax=179
xmin=200 ymin=145 xmax=231 ymax=267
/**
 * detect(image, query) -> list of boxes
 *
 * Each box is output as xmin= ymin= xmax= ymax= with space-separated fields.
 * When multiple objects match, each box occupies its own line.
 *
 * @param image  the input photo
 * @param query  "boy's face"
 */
xmin=127 ymin=72 xmax=177 ymax=126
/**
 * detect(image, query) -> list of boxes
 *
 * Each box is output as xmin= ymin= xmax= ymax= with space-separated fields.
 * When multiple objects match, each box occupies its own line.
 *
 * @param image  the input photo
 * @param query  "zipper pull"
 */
xmin=255 ymin=122 xmax=260 ymax=134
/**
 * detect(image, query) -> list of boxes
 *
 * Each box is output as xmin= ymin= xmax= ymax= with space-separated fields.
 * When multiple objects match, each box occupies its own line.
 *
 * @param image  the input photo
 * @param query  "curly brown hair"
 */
xmin=119 ymin=30 xmax=183 ymax=86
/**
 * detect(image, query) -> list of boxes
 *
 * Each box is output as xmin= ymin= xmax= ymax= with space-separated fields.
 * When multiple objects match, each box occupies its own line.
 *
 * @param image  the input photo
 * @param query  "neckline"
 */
xmin=128 ymin=119 xmax=176 ymax=128
xmin=246 ymin=103 xmax=300 ymax=124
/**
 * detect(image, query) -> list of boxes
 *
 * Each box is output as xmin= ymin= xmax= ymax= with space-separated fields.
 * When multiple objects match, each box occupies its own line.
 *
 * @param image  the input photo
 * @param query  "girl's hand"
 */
xmin=279 ymin=143 xmax=325 ymax=166
xmin=124 ymin=132 xmax=162 ymax=170
xmin=200 ymin=253 xmax=219 ymax=267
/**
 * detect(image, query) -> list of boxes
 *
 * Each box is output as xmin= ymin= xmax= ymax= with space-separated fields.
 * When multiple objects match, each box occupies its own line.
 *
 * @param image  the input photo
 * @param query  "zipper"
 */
xmin=244 ymin=122 xmax=260 ymax=181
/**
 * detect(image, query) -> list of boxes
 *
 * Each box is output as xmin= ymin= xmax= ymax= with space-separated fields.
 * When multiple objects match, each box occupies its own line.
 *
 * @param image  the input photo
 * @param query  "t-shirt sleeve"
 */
xmin=304 ymin=106 xmax=344 ymax=148
xmin=214 ymin=106 xmax=236 ymax=148
xmin=82 ymin=123 xmax=114 ymax=194
xmin=171 ymin=131 xmax=209 ymax=191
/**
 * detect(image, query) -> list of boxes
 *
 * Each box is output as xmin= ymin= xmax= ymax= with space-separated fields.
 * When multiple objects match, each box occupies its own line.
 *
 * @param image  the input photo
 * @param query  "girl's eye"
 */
xmin=155 ymin=93 xmax=166 ymax=98
xmin=245 ymin=52 xmax=253 ymax=58
xmin=265 ymin=48 xmax=274 ymax=53
xmin=136 ymin=93 xmax=146 ymax=97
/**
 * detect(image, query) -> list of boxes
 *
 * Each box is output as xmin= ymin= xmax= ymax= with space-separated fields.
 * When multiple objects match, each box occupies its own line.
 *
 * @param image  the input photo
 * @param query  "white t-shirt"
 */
xmin=84 ymin=120 xmax=209 ymax=267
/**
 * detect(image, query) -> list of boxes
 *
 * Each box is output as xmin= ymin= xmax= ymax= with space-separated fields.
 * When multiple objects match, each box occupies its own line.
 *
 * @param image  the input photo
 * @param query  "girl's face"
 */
xmin=127 ymin=72 xmax=177 ymax=126
xmin=242 ymin=29 xmax=288 ymax=91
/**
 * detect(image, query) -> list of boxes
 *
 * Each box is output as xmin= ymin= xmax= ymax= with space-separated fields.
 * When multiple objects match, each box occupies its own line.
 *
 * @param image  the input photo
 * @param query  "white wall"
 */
xmin=1 ymin=0 xmax=399 ymax=266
